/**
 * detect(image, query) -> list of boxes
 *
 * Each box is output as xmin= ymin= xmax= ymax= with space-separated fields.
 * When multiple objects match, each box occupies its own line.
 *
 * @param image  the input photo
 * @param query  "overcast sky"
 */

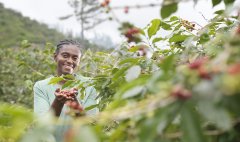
xmin=0 ymin=0 xmax=239 ymax=43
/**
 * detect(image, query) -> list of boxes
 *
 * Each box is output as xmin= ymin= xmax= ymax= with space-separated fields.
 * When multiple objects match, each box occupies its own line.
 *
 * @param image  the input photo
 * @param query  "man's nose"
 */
xmin=66 ymin=57 xmax=73 ymax=64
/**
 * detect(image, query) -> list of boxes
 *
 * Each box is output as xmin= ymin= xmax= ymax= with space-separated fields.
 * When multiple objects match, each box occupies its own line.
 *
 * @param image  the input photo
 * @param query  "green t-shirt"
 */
xmin=33 ymin=75 xmax=98 ymax=141
xmin=34 ymin=75 xmax=98 ymax=117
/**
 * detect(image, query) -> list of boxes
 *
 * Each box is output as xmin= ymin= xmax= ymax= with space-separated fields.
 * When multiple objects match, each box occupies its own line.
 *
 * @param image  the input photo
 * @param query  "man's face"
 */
xmin=54 ymin=45 xmax=81 ymax=76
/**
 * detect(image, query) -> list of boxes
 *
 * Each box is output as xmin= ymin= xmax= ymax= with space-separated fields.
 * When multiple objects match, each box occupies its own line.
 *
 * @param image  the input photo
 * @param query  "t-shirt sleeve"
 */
xmin=33 ymin=82 xmax=51 ymax=117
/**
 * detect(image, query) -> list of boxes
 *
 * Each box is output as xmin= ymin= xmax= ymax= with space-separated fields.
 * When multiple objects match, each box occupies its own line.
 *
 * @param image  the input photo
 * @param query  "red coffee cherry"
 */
xmin=66 ymin=101 xmax=84 ymax=112
xmin=188 ymin=57 xmax=208 ymax=70
xmin=171 ymin=85 xmax=192 ymax=100
xmin=71 ymin=102 xmax=79 ymax=109
xmin=124 ymin=6 xmax=129 ymax=14
xmin=105 ymin=0 xmax=110 ymax=5
xmin=236 ymin=25 xmax=240 ymax=35
xmin=198 ymin=67 xmax=211 ymax=80
xmin=100 ymin=0 xmax=110 ymax=7
xmin=124 ymin=28 xmax=140 ymax=42
xmin=227 ymin=63 xmax=240 ymax=75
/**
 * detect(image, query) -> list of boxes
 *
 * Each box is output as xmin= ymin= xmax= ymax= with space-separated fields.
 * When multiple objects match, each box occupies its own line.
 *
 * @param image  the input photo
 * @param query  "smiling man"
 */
xmin=33 ymin=39 xmax=98 ymax=118
xmin=33 ymin=40 xmax=98 ymax=141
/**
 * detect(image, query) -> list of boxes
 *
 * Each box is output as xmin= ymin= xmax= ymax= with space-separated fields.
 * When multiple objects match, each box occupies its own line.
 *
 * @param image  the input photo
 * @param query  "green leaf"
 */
xmin=128 ymin=46 xmax=139 ymax=52
xmin=112 ymin=68 xmax=119 ymax=74
xmin=85 ymin=104 xmax=99 ymax=111
xmin=156 ymin=102 xmax=182 ymax=133
xmin=105 ymin=100 xmax=127 ymax=110
xmin=152 ymin=37 xmax=164 ymax=43
xmin=169 ymin=34 xmax=190 ymax=43
xmin=139 ymin=119 xmax=158 ymax=142
xmin=214 ymin=10 xmax=224 ymax=15
xmin=63 ymin=74 xmax=75 ymax=80
xmin=139 ymin=28 xmax=145 ymax=35
xmin=161 ymin=22 xmax=172 ymax=30
xmin=48 ymin=77 xmax=64 ymax=85
xmin=198 ymin=101 xmax=231 ymax=130
xmin=125 ymin=65 xmax=141 ymax=82
xmin=112 ymin=66 xmax=130 ymax=81
xmin=119 ymin=58 xmax=140 ymax=65
xmin=122 ymin=85 xmax=145 ymax=99
xmin=0 ymin=104 xmax=33 ymax=140
xmin=223 ymin=0 xmax=235 ymax=5
xmin=173 ymin=24 xmax=181 ymax=31
xmin=199 ymin=33 xmax=210 ymax=44
xmin=17 ymin=61 xmax=26 ymax=68
xmin=20 ymin=40 xmax=31 ymax=48
xmin=62 ymin=80 xmax=74 ymax=89
xmin=115 ymin=75 xmax=150 ymax=99
xmin=160 ymin=3 xmax=178 ymax=19
xmin=160 ymin=54 xmax=175 ymax=73
xmin=212 ymin=0 xmax=222 ymax=7
xmin=147 ymin=19 xmax=161 ymax=39
xmin=181 ymin=103 xmax=207 ymax=142
xmin=170 ymin=16 xmax=179 ymax=21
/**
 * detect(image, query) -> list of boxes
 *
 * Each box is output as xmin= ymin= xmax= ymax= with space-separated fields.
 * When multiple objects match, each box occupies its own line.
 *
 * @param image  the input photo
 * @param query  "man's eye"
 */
xmin=63 ymin=55 xmax=68 ymax=58
xmin=73 ymin=57 xmax=78 ymax=61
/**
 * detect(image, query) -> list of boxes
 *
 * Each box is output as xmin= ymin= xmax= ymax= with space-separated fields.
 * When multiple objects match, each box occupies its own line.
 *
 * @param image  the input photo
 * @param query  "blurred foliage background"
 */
xmin=0 ymin=2 xmax=111 ymax=108
xmin=1 ymin=0 xmax=240 ymax=142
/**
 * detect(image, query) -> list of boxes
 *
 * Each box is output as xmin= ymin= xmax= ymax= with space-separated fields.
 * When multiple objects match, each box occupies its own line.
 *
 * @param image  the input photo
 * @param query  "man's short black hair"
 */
xmin=55 ymin=39 xmax=82 ymax=54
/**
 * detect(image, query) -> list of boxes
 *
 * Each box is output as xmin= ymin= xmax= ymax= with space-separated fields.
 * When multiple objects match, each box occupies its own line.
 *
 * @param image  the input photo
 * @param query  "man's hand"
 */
xmin=54 ymin=88 xmax=78 ymax=104
xmin=51 ymin=88 xmax=79 ymax=117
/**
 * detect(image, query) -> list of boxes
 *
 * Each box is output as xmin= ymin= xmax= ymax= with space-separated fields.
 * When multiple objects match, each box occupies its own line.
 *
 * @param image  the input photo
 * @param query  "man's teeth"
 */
xmin=65 ymin=65 xmax=73 ymax=68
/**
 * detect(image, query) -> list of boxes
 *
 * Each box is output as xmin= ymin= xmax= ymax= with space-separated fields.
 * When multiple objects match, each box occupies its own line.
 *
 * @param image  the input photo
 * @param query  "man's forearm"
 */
xmin=50 ymin=98 xmax=64 ymax=117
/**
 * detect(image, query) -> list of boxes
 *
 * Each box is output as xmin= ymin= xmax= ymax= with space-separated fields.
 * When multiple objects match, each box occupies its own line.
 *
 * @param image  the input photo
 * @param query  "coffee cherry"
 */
xmin=105 ymin=0 xmax=109 ymax=4
xmin=171 ymin=85 xmax=192 ymax=100
xmin=189 ymin=57 xmax=208 ymax=70
xmin=71 ymin=102 xmax=79 ymax=109
xmin=236 ymin=25 xmax=240 ymax=35
xmin=100 ymin=0 xmax=110 ymax=7
xmin=198 ymin=67 xmax=211 ymax=80
xmin=137 ymin=45 xmax=147 ymax=56
xmin=124 ymin=6 xmax=129 ymax=14
xmin=227 ymin=63 xmax=240 ymax=75
xmin=124 ymin=28 xmax=140 ymax=42
xmin=66 ymin=101 xmax=84 ymax=112
xmin=189 ymin=60 xmax=203 ymax=69
xmin=100 ymin=2 xmax=107 ymax=7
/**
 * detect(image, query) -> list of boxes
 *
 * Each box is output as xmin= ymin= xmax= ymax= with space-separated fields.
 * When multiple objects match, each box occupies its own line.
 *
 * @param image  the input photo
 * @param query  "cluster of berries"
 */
xmin=55 ymin=88 xmax=84 ymax=115
xmin=55 ymin=88 xmax=78 ymax=101
xmin=180 ymin=19 xmax=196 ymax=31
xmin=100 ymin=0 xmax=110 ymax=7
xmin=188 ymin=57 xmax=211 ymax=80
xmin=124 ymin=28 xmax=141 ymax=43
xmin=171 ymin=85 xmax=192 ymax=100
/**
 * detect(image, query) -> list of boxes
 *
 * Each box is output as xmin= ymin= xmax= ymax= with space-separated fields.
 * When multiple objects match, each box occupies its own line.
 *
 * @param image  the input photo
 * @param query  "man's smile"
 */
xmin=63 ymin=64 xmax=74 ymax=70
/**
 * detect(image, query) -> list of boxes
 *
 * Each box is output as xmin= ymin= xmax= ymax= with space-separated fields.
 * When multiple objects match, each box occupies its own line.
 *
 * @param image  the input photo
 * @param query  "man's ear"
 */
xmin=53 ymin=53 xmax=57 ymax=62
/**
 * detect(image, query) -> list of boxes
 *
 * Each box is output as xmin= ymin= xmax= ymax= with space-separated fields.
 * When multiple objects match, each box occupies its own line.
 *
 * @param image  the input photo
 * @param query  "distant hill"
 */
xmin=0 ymin=3 xmax=66 ymax=48
xmin=0 ymin=3 xmax=113 ymax=51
